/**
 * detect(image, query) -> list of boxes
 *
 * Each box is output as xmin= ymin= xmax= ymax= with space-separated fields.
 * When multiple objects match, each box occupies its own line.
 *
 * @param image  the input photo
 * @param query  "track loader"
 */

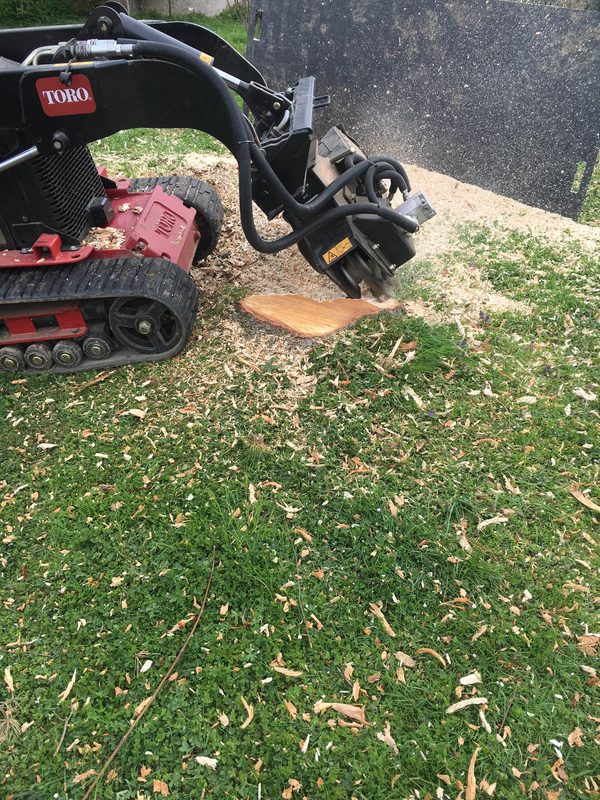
xmin=0 ymin=2 xmax=435 ymax=373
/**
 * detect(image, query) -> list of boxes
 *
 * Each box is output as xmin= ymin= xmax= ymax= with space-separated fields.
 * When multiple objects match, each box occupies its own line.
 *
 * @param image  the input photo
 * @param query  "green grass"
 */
xmin=0 ymin=227 xmax=598 ymax=799
xmin=0 ymin=2 xmax=248 ymax=42
xmin=579 ymin=151 xmax=600 ymax=226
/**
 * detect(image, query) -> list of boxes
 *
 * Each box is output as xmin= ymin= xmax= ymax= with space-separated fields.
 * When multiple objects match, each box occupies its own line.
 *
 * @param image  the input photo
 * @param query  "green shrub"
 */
xmin=0 ymin=0 xmax=96 ymax=27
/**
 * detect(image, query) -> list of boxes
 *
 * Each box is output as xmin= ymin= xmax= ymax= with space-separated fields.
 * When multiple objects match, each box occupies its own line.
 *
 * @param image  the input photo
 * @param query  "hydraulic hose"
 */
xmin=239 ymin=148 xmax=418 ymax=252
xmin=249 ymin=139 xmax=371 ymax=218
xmin=364 ymin=163 xmax=407 ymax=204
xmin=239 ymin=198 xmax=418 ymax=254
xmin=370 ymin=155 xmax=411 ymax=192
xmin=126 ymin=40 xmax=418 ymax=254
xmin=250 ymin=140 xmax=407 ymax=218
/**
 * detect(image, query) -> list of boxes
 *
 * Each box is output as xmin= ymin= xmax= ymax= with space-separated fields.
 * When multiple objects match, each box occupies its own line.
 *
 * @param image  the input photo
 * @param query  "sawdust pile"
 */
xmin=170 ymin=151 xmax=599 ymax=385
xmin=410 ymin=164 xmax=600 ymax=257
xmin=183 ymin=152 xmax=599 ymax=334
xmin=404 ymin=164 xmax=600 ymax=326
xmin=83 ymin=226 xmax=126 ymax=250
xmin=218 ymin=316 xmax=318 ymax=403
xmin=184 ymin=153 xmax=338 ymax=301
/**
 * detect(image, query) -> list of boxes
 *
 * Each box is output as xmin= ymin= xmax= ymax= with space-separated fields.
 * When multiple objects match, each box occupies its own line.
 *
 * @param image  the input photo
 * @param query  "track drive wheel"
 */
xmin=0 ymin=346 xmax=25 ymax=372
xmin=128 ymin=176 xmax=224 ymax=262
xmin=109 ymin=297 xmax=184 ymax=355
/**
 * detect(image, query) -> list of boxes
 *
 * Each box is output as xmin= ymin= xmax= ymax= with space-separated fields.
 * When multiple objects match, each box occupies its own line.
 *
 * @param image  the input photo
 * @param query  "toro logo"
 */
xmin=36 ymin=75 xmax=96 ymax=117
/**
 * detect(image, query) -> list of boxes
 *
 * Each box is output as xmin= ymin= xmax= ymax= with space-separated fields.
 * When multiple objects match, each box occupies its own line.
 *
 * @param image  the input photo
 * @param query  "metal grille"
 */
xmin=32 ymin=146 xmax=106 ymax=241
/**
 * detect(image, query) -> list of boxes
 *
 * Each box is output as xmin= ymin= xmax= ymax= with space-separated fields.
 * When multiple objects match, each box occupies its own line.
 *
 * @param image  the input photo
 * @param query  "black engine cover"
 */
xmin=0 ymin=144 xmax=106 ymax=250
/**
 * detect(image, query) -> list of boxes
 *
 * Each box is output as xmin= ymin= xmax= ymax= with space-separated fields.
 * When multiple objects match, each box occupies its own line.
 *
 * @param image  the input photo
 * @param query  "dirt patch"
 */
xmin=398 ymin=164 xmax=600 ymax=329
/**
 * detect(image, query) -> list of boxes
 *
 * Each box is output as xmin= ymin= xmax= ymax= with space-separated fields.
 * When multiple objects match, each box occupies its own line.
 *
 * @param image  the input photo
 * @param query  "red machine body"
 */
xmin=0 ymin=180 xmax=202 ymax=358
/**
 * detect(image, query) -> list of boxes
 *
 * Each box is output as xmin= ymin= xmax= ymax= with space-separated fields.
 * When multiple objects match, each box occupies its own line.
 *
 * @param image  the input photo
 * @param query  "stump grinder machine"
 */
xmin=0 ymin=3 xmax=435 ymax=374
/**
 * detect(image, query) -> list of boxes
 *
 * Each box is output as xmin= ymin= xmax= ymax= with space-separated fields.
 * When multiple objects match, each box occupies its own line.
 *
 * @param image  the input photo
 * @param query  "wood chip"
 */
xmin=294 ymin=526 xmax=313 ymax=543
xmin=72 ymin=769 xmax=96 ymax=785
xmin=313 ymin=701 xmax=366 ymax=726
xmin=573 ymin=387 xmax=597 ymax=402
xmin=567 ymin=727 xmax=583 ymax=748
xmin=153 ymin=778 xmax=170 ymax=795
xmin=3 ymin=666 xmax=14 ymax=692
xmin=134 ymin=695 xmax=153 ymax=718
xmin=369 ymin=603 xmax=396 ymax=637
xmin=271 ymin=666 xmax=304 ymax=678
xmin=466 ymin=746 xmax=481 ymax=800
xmin=471 ymin=625 xmax=488 ymax=642
xmin=394 ymin=651 xmax=416 ymax=668
xmin=577 ymin=634 xmax=599 ymax=656
xmin=567 ymin=483 xmax=600 ymax=513
xmin=70 ymin=370 xmax=111 ymax=392
xmin=126 ymin=408 xmax=146 ymax=419
xmin=403 ymin=385 xmax=424 ymax=409
xmin=460 ymin=671 xmax=482 ymax=686
xmin=284 ymin=700 xmax=298 ymax=719
xmin=479 ymin=709 xmax=492 ymax=733
xmin=58 ymin=669 xmax=77 ymax=703
xmin=477 ymin=516 xmax=509 ymax=531
xmin=446 ymin=697 xmax=488 ymax=715
xmin=416 ymin=647 xmax=446 ymax=668
xmin=195 ymin=756 xmax=218 ymax=769
xmin=376 ymin=720 xmax=399 ymax=754
xmin=240 ymin=696 xmax=254 ymax=729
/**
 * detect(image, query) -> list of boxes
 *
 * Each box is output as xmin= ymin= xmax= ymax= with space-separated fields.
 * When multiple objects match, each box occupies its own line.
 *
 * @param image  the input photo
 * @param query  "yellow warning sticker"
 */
xmin=199 ymin=52 xmax=215 ymax=65
xmin=322 ymin=237 xmax=353 ymax=265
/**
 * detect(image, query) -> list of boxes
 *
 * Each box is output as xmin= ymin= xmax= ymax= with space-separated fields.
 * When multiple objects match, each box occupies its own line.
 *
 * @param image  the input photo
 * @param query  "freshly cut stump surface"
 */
xmin=240 ymin=294 xmax=402 ymax=337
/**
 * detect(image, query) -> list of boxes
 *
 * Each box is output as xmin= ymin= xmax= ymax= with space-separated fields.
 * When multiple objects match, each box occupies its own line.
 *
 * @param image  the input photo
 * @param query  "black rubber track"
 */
xmin=128 ymin=175 xmax=224 ymax=261
xmin=0 ymin=257 xmax=198 ymax=375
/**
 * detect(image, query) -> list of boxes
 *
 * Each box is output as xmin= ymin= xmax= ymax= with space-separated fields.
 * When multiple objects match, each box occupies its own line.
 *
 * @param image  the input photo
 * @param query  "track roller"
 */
xmin=83 ymin=334 xmax=113 ymax=360
xmin=0 ymin=346 xmax=25 ymax=372
xmin=24 ymin=343 xmax=53 ymax=370
xmin=52 ymin=340 xmax=84 ymax=367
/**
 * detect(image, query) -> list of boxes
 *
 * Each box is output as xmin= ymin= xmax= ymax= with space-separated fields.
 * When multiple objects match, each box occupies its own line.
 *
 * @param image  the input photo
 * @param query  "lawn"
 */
xmin=1 ymin=10 xmax=599 ymax=800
